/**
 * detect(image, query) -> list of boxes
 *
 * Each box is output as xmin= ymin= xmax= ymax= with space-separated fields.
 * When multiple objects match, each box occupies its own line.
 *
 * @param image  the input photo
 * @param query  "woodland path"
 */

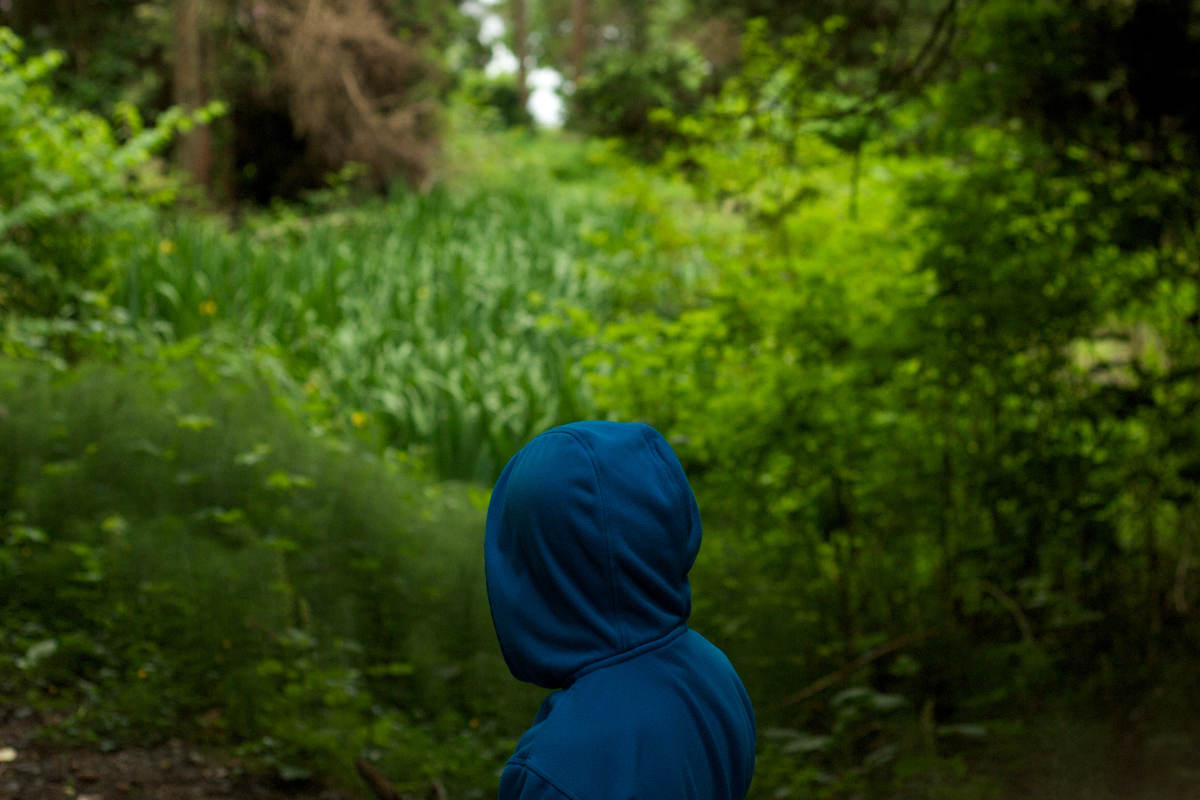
xmin=0 ymin=704 xmax=350 ymax=800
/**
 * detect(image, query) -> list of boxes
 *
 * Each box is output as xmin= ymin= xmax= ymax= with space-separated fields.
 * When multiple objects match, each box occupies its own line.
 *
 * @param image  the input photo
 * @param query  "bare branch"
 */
xmin=777 ymin=629 xmax=939 ymax=709
xmin=980 ymin=580 xmax=1035 ymax=644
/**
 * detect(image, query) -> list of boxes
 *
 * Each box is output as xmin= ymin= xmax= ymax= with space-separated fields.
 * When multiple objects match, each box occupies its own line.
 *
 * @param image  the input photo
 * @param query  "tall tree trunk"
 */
xmin=174 ymin=0 xmax=212 ymax=190
xmin=513 ymin=0 xmax=528 ymax=113
xmin=570 ymin=0 xmax=588 ymax=82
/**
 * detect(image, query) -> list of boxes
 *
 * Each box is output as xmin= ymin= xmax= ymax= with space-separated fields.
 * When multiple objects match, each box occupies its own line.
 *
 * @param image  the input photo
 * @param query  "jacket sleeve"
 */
xmin=498 ymin=762 xmax=577 ymax=800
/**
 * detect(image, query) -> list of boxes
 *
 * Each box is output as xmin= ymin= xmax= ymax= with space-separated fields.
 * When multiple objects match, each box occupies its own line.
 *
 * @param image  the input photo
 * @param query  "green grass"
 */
xmin=119 ymin=147 xmax=699 ymax=481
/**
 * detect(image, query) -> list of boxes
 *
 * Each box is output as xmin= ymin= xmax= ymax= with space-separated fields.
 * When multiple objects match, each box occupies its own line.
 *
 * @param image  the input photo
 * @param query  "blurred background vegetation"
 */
xmin=1 ymin=0 xmax=1199 ymax=796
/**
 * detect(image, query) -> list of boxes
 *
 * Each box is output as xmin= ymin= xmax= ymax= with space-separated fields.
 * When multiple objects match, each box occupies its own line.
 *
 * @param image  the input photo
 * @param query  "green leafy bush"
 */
xmin=0 ymin=27 xmax=216 ymax=318
xmin=569 ymin=42 xmax=716 ymax=160
xmin=588 ymin=104 xmax=1200 ymax=793
xmin=0 ymin=353 xmax=541 ymax=794
xmin=589 ymin=147 xmax=938 ymax=698
xmin=454 ymin=70 xmax=534 ymax=129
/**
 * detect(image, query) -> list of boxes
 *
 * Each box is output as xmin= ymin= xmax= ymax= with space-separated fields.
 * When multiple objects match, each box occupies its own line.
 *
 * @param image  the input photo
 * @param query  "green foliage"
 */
xmin=120 ymin=161 xmax=699 ymax=481
xmin=2 ymin=0 xmax=173 ymax=115
xmin=647 ymin=22 xmax=853 ymax=226
xmin=588 ymin=150 xmax=940 ymax=697
xmin=0 ymin=27 xmax=219 ymax=318
xmin=569 ymin=41 xmax=716 ymax=160
xmin=754 ymin=690 xmax=1000 ymax=800
xmin=4 ymin=3 xmax=1200 ymax=795
xmin=0 ymin=353 xmax=539 ymax=793
xmin=454 ymin=70 xmax=535 ymax=129
xmin=566 ymin=0 xmax=963 ymax=173
xmin=588 ymin=34 xmax=1200 ymax=790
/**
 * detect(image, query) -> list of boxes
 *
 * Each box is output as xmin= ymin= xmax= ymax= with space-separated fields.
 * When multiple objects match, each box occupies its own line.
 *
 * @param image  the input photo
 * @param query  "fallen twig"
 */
xmin=980 ymin=580 xmax=1035 ymax=643
xmin=777 ymin=629 xmax=939 ymax=709
xmin=354 ymin=757 xmax=422 ymax=800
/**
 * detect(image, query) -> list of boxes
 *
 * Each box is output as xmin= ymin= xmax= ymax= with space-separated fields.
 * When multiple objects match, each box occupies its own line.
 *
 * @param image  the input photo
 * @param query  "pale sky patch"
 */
xmin=462 ymin=0 xmax=563 ymax=127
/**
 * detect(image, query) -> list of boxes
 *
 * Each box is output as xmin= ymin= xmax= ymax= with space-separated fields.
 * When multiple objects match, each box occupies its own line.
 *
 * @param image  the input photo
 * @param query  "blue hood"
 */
xmin=485 ymin=421 xmax=703 ymax=689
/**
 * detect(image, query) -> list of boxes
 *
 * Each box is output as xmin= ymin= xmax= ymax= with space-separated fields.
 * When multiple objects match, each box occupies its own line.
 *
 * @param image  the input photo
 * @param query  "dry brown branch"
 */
xmin=980 ymin=580 xmax=1035 ymax=644
xmin=354 ymin=758 xmax=420 ymax=800
xmin=777 ymin=629 xmax=938 ymax=709
xmin=252 ymin=0 xmax=440 ymax=189
xmin=353 ymin=758 xmax=447 ymax=800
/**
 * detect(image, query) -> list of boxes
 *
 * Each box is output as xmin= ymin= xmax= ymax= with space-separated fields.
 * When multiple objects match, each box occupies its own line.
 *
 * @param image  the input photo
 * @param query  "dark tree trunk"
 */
xmin=174 ymin=0 xmax=212 ymax=190
xmin=570 ymin=0 xmax=589 ymax=81
xmin=513 ymin=0 xmax=528 ymax=112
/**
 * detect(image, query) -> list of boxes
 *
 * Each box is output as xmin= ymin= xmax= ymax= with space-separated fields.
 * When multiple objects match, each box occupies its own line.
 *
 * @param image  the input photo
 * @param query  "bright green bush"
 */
xmin=0 ymin=27 xmax=216 ymax=318
xmin=588 ymin=108 xmax=1200 ymax=794
xmin=589 ymin=147 xmax=938 ymax=695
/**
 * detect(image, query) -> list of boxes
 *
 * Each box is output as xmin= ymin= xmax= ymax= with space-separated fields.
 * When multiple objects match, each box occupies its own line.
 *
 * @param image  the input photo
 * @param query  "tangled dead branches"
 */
xmin=253 ymin=0 xmax=440 ymax=189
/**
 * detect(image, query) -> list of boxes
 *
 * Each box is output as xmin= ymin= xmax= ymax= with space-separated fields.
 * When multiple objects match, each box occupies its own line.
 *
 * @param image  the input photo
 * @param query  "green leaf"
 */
xmin=176 ymin=413 xmax=216 ymax=431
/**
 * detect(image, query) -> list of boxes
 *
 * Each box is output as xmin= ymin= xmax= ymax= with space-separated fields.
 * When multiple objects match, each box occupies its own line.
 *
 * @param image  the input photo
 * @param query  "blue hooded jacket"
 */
xmin=485 ymin=421 xmax=756 ymax=800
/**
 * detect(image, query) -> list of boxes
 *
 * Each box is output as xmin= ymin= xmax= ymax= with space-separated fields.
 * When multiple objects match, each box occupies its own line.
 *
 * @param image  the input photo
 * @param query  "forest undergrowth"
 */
xmin=3 ymin=21 xmax=1200 ymax=800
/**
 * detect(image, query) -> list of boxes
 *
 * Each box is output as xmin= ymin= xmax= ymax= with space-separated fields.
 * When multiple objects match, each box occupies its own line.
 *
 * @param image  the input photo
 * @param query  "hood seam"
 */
xmin=506 ymin=760 xmax=585 ymax=800
xmin=553 ymin=429 xmax=627 ymax=653
xmin=644 ymin=424 xmax=694 ymax=536
xmin=561 ymin=622 xmax=689 ymax=688
xmin=645 ymin=425 xmax=696 ymax=620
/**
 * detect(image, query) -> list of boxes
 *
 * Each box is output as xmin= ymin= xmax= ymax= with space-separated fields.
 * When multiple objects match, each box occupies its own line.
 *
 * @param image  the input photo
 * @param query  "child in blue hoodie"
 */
xmin=485 ymin=421 xmax=756 ymax=800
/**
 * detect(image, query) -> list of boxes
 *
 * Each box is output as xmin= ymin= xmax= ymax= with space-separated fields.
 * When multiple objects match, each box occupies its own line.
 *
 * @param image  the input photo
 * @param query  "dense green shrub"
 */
xmin=0 ymin=27 xmax=215 ymax=318
xmin=0 ymin=353 xmax=542 ymax=794
xmin=568 ymin=42 xmax=716 ymax=160
xmin=454 ymin=71 xmax=534 ymax=129
xmin=589 ymin=99 xmax=1200 ymax=796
